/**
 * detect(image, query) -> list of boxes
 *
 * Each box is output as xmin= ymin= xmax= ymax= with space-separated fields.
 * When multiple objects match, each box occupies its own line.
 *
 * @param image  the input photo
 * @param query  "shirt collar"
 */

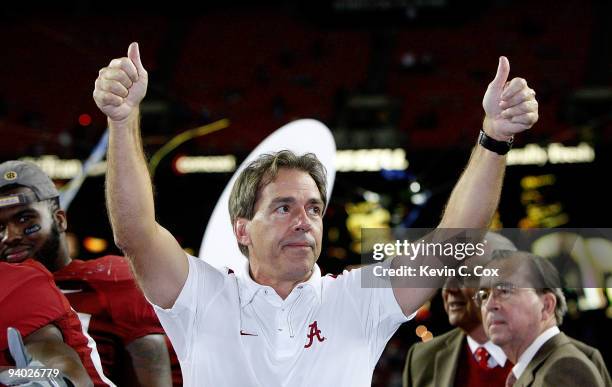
xmin=511 ymin=326 xmax=560 ymax=380
xmin=466 ymin=334 xmax=508 ymax=367
xmin=236 ymin=262 xmax=322 ymax=308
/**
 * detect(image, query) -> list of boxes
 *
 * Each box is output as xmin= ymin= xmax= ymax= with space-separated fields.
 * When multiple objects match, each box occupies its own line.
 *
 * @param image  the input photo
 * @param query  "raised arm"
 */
xmin=93 ymin=43 xmax=188 ymax=308
xmin=392 ymin=57 xmax=539 ymax=316
xmin=439 ymin=56 xmax=538 ymax=228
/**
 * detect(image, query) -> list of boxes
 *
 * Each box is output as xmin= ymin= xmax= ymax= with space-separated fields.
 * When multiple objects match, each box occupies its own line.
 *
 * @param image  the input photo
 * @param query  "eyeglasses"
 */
xmin=473 ymin=283 xmax=521 ymax=307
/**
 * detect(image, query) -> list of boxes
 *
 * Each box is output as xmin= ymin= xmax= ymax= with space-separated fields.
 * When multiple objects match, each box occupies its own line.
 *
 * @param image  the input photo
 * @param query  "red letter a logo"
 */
xmin=304 ymin=321 xmax=325 ymax=348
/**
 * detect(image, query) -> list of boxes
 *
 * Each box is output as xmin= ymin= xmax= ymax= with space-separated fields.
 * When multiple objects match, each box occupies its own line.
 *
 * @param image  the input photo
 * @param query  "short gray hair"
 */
xmin=491 ymin=251 xmax=568 ymax=325
xmin=228 ymin=150 xmax=327 ymax=257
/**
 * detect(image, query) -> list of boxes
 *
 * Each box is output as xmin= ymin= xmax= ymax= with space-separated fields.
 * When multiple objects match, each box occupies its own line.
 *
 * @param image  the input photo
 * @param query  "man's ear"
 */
xmin=234 ymin=218 xmax=251 ymax=246
xmin=541 ymin=292 xmax=557 ymax=322
xmin=54 ymin=209 xmax=68 ymax=232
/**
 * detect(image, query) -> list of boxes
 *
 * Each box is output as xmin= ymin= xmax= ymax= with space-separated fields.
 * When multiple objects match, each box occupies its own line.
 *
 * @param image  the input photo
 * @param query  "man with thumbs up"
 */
xmin=93 ymin=43 xmax=538 ymax=386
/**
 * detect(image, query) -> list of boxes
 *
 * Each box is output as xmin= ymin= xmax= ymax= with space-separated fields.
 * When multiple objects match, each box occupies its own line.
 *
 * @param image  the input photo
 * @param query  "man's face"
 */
xmin=480 ymin=260 xmax=546 ymax=352
xmin=0 ymin=187 xmax=62 ymax=267
xmin=442 ymin=286 xmax=481 ymax=331
xmin=441 ymin=252 xmax=490 ymax=332
xmin=241 ymin=168 xmax=324 ymax=282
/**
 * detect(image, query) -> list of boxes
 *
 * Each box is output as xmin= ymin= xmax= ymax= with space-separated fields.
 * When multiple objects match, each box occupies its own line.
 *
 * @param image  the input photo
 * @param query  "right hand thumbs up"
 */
xmin=93 ymin=42 xmax=148 ymax=122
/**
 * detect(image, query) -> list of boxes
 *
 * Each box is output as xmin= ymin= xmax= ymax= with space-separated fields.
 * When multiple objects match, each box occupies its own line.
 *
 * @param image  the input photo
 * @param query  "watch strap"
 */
xmin=478 ymin=130 xmax=513 ymax=155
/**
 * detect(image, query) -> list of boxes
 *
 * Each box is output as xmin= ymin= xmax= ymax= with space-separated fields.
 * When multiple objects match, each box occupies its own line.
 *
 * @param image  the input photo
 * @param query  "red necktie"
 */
xmin=505 ymin=371 xmax=517 ymax=387
xmin=475 ymin=347 xmax=490 ymax=369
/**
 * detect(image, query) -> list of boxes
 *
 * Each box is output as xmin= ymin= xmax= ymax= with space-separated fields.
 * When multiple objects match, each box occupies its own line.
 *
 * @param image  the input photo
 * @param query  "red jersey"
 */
xmin=0 ymin=260 xmax=110 ymax=386
xmin=54 ymin=255 xmax=181 ymax=386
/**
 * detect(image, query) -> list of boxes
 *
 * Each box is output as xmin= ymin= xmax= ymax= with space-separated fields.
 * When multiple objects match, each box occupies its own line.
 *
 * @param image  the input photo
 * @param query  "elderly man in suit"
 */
xmin=476 ymin=251 xmax=608 ymax=387
xmin=403 ymin=238 xmax=611 ymax=387
xmin=402 ymin=232 xmax=516 ymax=387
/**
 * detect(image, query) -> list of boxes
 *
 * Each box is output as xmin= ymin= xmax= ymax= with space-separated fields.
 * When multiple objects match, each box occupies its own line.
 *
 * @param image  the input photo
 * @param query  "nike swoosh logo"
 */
xmin=61 ymin=289 xmax=84 ymax=294
xmin=240 ymin=330 xmax=258 ymax=336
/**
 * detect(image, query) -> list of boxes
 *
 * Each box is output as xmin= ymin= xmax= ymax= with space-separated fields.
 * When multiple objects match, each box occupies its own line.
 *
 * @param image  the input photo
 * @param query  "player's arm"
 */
xmin=93 ymin=43 xmax=188 ymax=309
xmin=25 ymin=324 xmax=93 ymax=387
xmin=125 ymin=334 xmax=172 ymax=387
xmin=391 ymin=57 xmax=538 ymax=316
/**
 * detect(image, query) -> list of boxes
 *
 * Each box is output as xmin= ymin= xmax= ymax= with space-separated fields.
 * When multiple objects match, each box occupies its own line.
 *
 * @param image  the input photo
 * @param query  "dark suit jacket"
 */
xmin=570 ymin=338 xmax=612 ymax=387
xmin=402 ymin=327 xmax=465 ymax=387
xmin=513 ymin=332 xmax=604 ymax=387
xmin=402 ymin=328 xmax=611 ymax=387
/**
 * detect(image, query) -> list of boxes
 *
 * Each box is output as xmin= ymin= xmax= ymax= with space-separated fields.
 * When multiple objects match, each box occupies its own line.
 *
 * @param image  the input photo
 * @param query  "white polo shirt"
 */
xmin=152 ymin=255 xmax=409 ymax=387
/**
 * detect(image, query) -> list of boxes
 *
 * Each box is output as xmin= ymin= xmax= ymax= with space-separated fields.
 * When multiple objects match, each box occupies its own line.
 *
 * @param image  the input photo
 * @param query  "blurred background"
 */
xmin=1 ymin=0 xmax=610 ymax=385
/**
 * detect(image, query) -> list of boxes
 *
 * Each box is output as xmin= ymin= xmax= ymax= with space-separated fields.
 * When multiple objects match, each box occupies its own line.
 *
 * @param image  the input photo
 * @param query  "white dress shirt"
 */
xmin=466 ymin=334 xmax=509 ymax=368
xmin=510 ymin=326 xmax=560 ymax=381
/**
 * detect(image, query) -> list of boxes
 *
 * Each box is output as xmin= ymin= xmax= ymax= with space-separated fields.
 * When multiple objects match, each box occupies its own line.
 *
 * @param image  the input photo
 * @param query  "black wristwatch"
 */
xmin=478 ymin=130 xmax=513 ymax=155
